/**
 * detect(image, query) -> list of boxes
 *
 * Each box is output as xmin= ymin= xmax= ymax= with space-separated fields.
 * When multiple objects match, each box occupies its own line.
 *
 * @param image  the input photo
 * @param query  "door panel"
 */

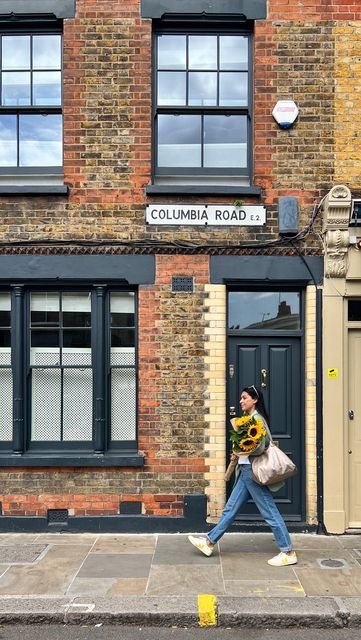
xmin=228 ymin=336 xmax=303 ymax=521
xmin=348 ymin=331 xmax=361 ymax=527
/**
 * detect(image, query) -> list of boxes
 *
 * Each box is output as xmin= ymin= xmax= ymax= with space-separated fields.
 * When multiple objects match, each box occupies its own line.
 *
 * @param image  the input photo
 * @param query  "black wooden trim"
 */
xmin=211 ymin=256 xmax=324 ymax=285
xmin=0 ymin=186 xmax=68 ymax=195
xmin=93 ymin=286 xmax=106 ymax=453
xmin=146 ymin=185 xmax=262 ymax=196
xmin=12 ymin=286 xmax=25 ymax=454
xmin=0 ymin=256 xmax=155 ymax=284
xmin=0 ymin=453 xmax=144 ymax=467
xmin=0 ymin=1 xmax=76 ymax=19
xmin=141 ymin=0 xmax=266 ymax=20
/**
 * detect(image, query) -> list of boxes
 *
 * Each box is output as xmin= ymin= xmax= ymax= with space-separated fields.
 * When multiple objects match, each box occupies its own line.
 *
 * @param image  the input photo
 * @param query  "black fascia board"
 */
xmin=0 ymin=255 xmax=155 ymax=285
xmin=141 ymin=0 xmax=266 ymax=19
xmin=210 ymin=255 xmax=324 ymax=285
xmin=0 ymin=0 xmax=76 ymax=19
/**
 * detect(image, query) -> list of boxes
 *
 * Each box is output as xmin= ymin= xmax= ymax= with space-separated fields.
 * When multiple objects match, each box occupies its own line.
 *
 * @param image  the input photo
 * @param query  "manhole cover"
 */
xmin=318 ymin=558 xmax=348 ymax=569
xmin=0 ymin=545 xmax=48 ymax=564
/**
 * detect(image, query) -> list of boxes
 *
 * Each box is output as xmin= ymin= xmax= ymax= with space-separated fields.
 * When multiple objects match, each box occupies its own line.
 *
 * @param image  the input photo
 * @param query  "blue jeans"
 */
xmin=207 ymin=465 xmax=292 ymax=552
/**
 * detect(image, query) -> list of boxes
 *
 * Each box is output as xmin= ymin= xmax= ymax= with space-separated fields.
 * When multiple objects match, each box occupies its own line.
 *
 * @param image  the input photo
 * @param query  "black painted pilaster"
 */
xmin=93 ymin=286 xmax=106 ymax=453
xmin=12 ymin=286 xmax=25 ymax=454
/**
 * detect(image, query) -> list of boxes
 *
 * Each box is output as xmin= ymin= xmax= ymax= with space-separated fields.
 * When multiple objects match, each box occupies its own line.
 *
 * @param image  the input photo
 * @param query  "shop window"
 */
xmin=153 ymin=28 xmax=251 ymax=187
xmin=0 ymin=287 xmax=137 ymax=455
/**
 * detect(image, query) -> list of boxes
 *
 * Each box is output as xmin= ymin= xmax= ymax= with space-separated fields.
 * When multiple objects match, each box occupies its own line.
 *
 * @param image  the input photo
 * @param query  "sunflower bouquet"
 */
xmin=229 ymin=415 xmax=266 ymax=455
xmin=224 ymin=414 xmax=267 ymax=482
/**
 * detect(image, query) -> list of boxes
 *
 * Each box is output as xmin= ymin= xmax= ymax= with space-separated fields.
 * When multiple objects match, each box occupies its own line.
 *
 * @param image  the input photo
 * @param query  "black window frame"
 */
xmin=0 ymin=20 xmax=63 ymax=176
xmin=0 ymin=284 xmax=139 ymax=460
xmin=152 ymin=20 xmax=254 ymax=184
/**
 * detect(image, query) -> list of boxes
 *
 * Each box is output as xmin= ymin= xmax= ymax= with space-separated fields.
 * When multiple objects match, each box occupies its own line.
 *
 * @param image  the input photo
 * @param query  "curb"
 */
xmin=0 ymin=596 xmax=360 ymax=627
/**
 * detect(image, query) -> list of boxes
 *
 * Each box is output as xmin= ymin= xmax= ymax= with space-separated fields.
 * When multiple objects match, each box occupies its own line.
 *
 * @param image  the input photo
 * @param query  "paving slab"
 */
xmin=92 ymin=534 xmax=156 ymax=555
xmin=77 ymin=553 xmax=152 ymax=579
xmin=224 ymin=578 xmax=305 ymax=597
xmin=154 ymin=534 xmax=220 ymax=565
xmin=295 ymin=567 xmax=361 ymax=596
xmin=146 ymin=564 xmax=225 ymax=596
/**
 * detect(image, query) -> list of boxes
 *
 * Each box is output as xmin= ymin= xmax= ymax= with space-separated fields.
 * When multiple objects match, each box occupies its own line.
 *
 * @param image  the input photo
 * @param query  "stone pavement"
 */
xmin=0 ymin=531 xmax=360 ymax=627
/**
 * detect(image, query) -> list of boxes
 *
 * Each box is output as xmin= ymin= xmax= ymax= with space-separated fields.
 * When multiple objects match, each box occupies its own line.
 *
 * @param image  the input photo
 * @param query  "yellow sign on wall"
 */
xmin=328 ymin=368 xmax=339 ymax=379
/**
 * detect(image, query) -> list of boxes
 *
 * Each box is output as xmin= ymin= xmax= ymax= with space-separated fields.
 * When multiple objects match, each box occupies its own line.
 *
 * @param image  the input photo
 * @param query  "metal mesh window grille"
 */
xmin=111 ymin=367 xmax=136 ymax=440
xmin=0 ymin=293 xmax=12 ymax=442
xmin=30 ymin=292 xmax=93 ymax=443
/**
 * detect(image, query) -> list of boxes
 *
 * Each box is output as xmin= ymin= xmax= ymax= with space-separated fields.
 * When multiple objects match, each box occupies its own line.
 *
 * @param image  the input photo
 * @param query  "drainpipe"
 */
xmin=316 ymin=287 xmax=327 ymax=535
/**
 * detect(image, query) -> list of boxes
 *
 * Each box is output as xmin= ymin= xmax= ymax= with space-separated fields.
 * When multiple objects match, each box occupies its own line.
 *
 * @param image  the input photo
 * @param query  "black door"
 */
xmin=228 ymin=336 xmax=303 ymax=521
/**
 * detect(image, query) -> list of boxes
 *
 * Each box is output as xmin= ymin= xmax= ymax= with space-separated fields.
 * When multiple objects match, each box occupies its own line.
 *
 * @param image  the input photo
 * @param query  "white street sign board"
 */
xmin=146 ymin=205 xmax=266 ymax=226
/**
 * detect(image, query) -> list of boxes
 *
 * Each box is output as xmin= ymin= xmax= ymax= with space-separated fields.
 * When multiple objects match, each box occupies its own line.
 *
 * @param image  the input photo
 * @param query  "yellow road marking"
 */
xmin=198 ymin=594 xmax=217 ymax=627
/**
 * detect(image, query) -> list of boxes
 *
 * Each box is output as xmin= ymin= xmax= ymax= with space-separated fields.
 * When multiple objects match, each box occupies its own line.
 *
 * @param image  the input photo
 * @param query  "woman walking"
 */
xmin=188 ymin=385 xmax=297 ymax=567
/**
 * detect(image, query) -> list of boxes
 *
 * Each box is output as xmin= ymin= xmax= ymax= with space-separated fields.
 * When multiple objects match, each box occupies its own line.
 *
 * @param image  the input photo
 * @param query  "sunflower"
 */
xmin=239 ymin=437 xmax=258 ymax=452
xmin=247 ymin=419 xmax=266 ymax=439
xmin=235 ymin=416 xmax=253 ymax=429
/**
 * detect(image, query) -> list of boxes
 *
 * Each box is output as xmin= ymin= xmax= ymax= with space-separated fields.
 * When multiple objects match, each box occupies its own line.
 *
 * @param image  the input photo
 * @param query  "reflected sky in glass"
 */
xmin=204 ymin=116 xmax=247 ymax=168
xmin=158 ymin=114 xmax=201 ymax=167
xmin=158 ymin=35 xmax=186 ymax=69
xmin=189 ymin=35 xmax=217 ymax=69
xmin=220 ymin=72 xmax=248 ymax=106
xmin=228 ymin=292 xmax=301 ymax=330
xmin=220 ymin=36 xmax=248 ymax=70
xmin=2 ymin=72 xmax=31 ymax=106
xmin=0 ymin=115 xmax=17 ymax=166
xmin=33 ymin=72 xmax=61 ymax=105
xmin=19 ymin=114 xmax=62 ymax=166
xmin=157 ymin=71 xmax=186 ymax=105
xmin=189 ymin=72 xmax=217 ymax=106
xmin=2 ymin=35 xmax=30 ymax=69
xmin=33 ymin=35 xmax=61 ymax=69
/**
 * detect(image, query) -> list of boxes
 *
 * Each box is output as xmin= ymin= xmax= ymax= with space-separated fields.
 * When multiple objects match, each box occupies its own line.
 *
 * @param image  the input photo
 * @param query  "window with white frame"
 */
xmin=0 ymin=31 xmax=63 ymax=171
xmin=153 ymin=28 xmax=251 ymax=186
xmin=0 ymin=288 xmax=137 ymax=454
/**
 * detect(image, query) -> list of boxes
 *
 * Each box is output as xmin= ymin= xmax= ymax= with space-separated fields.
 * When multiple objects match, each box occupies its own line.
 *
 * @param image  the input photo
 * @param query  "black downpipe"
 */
xmin=316 ymin=287 xmax=327 ymax=534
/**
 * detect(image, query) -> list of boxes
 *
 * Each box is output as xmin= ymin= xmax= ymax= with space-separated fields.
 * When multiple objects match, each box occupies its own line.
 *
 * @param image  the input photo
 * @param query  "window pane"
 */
xmin=189 ymin=35 xmax=217 ymax=69
xmin=0 ymin=292 xmax=11 ymax=326
xmin=2 ymin=72 xmax=31 ymax=106
xmin=158 ymin=114 xmax=201 ymax=167
xmin=220 ymin=35 xmax=248 ymax=70
xmin=33 ymin=71 xmax=61 ymax=106
xmin=31 ymin=330 xmax=59 ymax=348
xmin=31 ymin=293 xmax=59 ymax=326
xmin=228 ymin=292 xmax=301 ymax=330
xmin=111 ymin=292 xmax=135 ymax=327
xmin=0 ymin=330 xmax=10 ymax=348
xmin=111 ymin=329 xmax=135 ymax=348
xmin=219 ymin=72 xmax=248 ymax=106
xmin=204 ymin=115 xmax=247 ymax=168
xmin=19 ymin=114 xmax=62 ymax=166
xmin=111 ymin=368 xmax=136 ymax=440
xmin=31 ymin=368 xmax=61 ymax=440
xmin=158 ymin=35 xmax=186 ymax=70
xmin=2 ymin=35 xmax=30 ymax=70
xmin=189 ymin=72 xmax=217 ymax=106
xmin=0 ymin=115 xmax=17 ymax=166
xmin=63 ymin=329 xmax=91 ymax=349
xmin=157 ymin=71 xmax=186 ymax=106
xmin=33 ymin=35 xmax=61 ymax=70
xmin=348 ymin=300 xmax=361 ymax=321
xmin=63 ymin=368 xmax=93 ymax=441
xmin=62 ymin=293 xmax=91 ymax=327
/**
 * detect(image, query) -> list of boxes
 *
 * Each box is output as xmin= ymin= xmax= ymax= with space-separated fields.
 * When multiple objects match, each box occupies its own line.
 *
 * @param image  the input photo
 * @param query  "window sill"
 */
xmin=0 ymin=452 xmax=145 ymax=467
xmin=0 ymin=185 xmax=69 ymax=196
xmin=145 ymin=185 xmax=262 ymax=196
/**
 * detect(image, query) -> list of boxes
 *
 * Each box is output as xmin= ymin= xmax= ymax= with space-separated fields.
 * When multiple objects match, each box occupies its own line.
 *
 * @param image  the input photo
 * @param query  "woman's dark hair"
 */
xmin=241 ymin=385 xmax=270 ymax=425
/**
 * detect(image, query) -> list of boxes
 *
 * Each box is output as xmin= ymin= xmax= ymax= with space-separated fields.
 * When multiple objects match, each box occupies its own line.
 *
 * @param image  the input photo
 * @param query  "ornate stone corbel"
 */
xmin=322 ymin=185 xmax=352 ymax=278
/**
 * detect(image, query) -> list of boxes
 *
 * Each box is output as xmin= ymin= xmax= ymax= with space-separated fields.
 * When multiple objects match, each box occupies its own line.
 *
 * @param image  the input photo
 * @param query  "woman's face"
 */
xmin=240 ymin=391 xmax=258 ymax=414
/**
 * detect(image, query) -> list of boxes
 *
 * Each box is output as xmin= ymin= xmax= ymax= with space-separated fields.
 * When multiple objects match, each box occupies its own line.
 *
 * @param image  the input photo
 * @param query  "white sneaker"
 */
xmin=268 ymin=551 xmax=298 ymax=567
xmin=188 ymin=535 xmax=214 ymax=557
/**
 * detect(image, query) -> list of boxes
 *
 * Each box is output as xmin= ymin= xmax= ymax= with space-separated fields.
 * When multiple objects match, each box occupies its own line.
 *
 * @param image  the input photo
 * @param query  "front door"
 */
xmin=348 ymin=330 xmax=361 ymax=527
xmin=228 ymin=336 xmax=303 ymax=521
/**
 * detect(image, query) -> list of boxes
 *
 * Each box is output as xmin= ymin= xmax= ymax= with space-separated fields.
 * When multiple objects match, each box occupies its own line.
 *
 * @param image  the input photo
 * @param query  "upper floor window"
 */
xmin=153 ymin=29 xmax=251 ymax=187
xmin=0 ymin=32 xmax=62 ymax=169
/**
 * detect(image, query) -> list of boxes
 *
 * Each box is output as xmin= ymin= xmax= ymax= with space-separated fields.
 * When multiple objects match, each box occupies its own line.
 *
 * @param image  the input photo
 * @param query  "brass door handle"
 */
xmin=229 ymin=406 xmax=236 ymax=416
xmin=261 ymin=369 xmax=267 ymax=388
